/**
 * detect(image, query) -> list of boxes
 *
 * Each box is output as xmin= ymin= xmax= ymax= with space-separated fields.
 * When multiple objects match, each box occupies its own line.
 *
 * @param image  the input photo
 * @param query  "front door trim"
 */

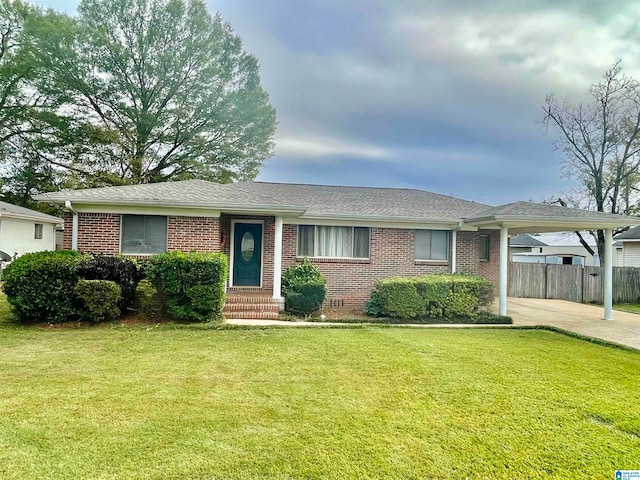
xmin=229 ymin=219 xmax=264 ymax=288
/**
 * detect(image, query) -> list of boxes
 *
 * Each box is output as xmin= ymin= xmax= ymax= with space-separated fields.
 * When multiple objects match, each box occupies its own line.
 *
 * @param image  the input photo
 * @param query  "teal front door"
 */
xmin=233 ymin=223 xmax=263 ymax=286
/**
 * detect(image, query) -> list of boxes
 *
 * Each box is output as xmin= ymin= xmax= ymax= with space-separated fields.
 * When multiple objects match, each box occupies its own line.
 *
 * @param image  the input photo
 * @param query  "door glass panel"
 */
xmin=241 ymin=232 xmax=255 ymax=262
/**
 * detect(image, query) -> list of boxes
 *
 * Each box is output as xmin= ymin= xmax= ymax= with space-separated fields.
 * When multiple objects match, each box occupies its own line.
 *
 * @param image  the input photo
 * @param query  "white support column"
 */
xmin=451 ymin=230 xmax=457 ymax=274
xmin=71 ymin=212 xmax=78 ymax=251
xmin=499 ymin=225 xmax=508 ymax=317
xmin=273 ymin=216 xmax=284 ymax=311
xmin=604 ymin=228 xmax=613 ymax=320
xmin=65 ymin=201 xmax=78 ymax=251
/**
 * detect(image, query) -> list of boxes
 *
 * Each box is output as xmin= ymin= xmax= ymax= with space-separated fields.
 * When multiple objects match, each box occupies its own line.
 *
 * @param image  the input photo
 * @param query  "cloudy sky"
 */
xmin=33 ymin=0 xmax=640 ymax=205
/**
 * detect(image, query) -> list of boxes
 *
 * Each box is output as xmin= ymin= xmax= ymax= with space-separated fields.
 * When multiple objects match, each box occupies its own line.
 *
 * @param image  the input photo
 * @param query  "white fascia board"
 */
xmin=465 ymin=216 xmax=640 ymax=232
xmin=41 ymin=197 xmax=307 ymax=216
xmin=0 ymin=211 xmax=63 ymax=225
xmin=282 ymin=216 xmax=476 ymax=230
xmin=71 ymin=203 xmax=222 ymax=217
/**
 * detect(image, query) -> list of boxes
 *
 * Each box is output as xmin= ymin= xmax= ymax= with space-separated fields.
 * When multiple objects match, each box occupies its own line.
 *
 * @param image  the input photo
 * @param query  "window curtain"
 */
xmin=297 ymin=225 xmax=370 ymax=258
xmin=317 ymin=226 xmax=353 ymax=257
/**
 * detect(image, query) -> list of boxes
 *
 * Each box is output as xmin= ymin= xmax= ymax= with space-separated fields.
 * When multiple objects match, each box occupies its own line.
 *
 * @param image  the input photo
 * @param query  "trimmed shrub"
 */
xmin=373 ymin=277 xmax=425 ymax=319
xmin=282 ymin=259 xmax=327 ymax=317
xmin=147 ymin=251 xmax=228 ymax=323
xmin=74 ymin=279 xmax=121 ymax=323
xmin=368 ymin=274 xmax=494 ymax=321
xmin=285 ymin=282 xmax=327 ymax=317
xmin=133 ymin=279 xmax=163 ymax=319
xmin=282 ymin=257 xmax=325 ymax=290
xmin=2 ymin=250 xmax=87 ymax=323
xmin=76 ymin=255 xmax=142 ymax=311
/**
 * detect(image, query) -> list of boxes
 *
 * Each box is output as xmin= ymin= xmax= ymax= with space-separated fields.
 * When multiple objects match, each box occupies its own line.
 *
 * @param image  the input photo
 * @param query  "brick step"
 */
xmin=225 ymin=295 xmax=279 ymax=304
xmin=224 ymin=302 xmax=280 ymax=312
xmin=224 ymin=310 xmax=280 ymax=320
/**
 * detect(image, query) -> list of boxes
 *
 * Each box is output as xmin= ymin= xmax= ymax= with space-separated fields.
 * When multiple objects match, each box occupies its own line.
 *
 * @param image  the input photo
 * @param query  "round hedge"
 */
xmin=2 ymin=250 xmax=87 ymax=323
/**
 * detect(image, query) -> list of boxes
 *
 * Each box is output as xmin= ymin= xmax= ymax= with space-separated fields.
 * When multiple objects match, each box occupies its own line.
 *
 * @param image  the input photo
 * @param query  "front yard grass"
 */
xmin=1 ymin=294 xmax=639 ymax=479
xmin=614 ymin=303 xmax=640 ymax=315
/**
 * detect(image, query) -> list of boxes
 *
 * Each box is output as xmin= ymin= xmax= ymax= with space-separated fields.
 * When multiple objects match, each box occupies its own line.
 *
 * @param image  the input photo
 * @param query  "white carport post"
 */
xmin=499 ymin=225 xmax=509 ymax=317
xmin=451 ymin=230 xmax=457 ymax=274
xmin=604 ymin=228 xmax=613 ymax=320
xmin=273 ymin=216 xmax=284 ymax=311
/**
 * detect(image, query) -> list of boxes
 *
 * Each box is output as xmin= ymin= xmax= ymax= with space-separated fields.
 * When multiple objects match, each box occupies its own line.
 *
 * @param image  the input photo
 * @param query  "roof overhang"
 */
xmin=0 ymin=211 xmax=63 ymax=225
xmin=34 ymin=196 xmax=308 ymax=217
xmin=464 ymin=215 xmax=640 ymax=234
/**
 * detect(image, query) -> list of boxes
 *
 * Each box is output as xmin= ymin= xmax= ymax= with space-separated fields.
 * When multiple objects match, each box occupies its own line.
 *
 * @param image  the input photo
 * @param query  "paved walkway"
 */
xmin=227 ymin=298 xmax=640 ymax=350
xmin=501 ymin=298 xmax=640 ymax=350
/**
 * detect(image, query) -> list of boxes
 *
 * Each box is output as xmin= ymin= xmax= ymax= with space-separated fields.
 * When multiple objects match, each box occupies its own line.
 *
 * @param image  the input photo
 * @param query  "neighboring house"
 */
xmin=510 ymin=232 xmax=599 ymax=266
xmin=34 ymin=180 xmax=640 ymax=319
xmin=0 ymin=201 xmax=62 ymax=258
xmin=510 ymin=234 xmax=548 ymax=263
xmin=614 ymin=226 xmax=640 ymax=267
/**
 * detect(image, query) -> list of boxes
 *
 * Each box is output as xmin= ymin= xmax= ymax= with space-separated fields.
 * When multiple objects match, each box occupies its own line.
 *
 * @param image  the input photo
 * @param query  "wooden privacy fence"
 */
xmin=509 ymin=263 xmax=640 ymax=304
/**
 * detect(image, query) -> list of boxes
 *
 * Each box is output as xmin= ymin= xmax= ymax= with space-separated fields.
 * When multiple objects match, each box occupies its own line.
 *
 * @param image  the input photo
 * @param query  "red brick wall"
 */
xmin=478 ymin=229 xmax=500 ymax=287
xmin=65 ymin=210 xmax=501 ymax=309
xmin=167 ymin=216 xmax=220 ymax=252
xmin=74 ymin=213 xmax=121 ymax=253
xmin=62 ymin=211 xmax=73 ymax=250
xmin=282 ymin=225 xmax=500 ymax=309
xmin=68 ymin=212 xmax=220 ymax=255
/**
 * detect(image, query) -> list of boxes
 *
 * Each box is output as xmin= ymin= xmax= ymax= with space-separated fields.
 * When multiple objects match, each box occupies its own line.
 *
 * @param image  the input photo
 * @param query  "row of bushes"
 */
xmin=2 ymin=250 xmax=227 ymax=324
xmin=3 ymin=251 xmax=498 ymax=324
xmin=365 ymin=274 xmax=495 ymax=320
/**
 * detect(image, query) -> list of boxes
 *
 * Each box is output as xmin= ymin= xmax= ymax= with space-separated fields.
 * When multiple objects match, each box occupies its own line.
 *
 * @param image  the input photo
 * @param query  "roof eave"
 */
xmin=299 ymin=213 xmax=461 ymax=225
xmin=34 ymin=196 xmax=307 ymax=215
xmin=0 ymin=211 xmax=63 ymax=224
xmin=465 ymin=214 xmax=640 ymax=230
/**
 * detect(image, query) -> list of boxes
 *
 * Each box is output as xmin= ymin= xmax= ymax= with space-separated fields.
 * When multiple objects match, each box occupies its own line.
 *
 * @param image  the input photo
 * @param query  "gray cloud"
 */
xmin=35 ymin=0 xmax=640 ymax=206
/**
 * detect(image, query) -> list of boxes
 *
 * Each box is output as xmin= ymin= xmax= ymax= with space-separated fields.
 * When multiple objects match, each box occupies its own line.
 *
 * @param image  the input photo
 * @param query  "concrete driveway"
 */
xmin=503 ymin=297 xmax=640 ymax=350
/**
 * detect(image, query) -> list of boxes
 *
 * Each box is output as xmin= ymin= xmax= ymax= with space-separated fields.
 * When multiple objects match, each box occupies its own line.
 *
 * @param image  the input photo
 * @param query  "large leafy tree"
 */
xmin=543 ymin=61 xmax=640 ymax=261
xmin=0 ymin=1 xmax=64 ymax=210
xmin=32 ymin=0 xmax=276 ymax=186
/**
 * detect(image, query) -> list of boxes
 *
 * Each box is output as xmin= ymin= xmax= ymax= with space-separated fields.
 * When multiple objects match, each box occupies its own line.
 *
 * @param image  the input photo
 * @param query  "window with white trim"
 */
xmin=34 ymin=223 xmax=43 ymax=240
xmin=415 ymin=230 xmax=449 ymax=261
xmin=121 ymin=215 xmax=167 ymax=254
xmin=298 ymin=225 xmax=370 ymax=259
xmin=479 ymin=235 xmax=490 ymax=261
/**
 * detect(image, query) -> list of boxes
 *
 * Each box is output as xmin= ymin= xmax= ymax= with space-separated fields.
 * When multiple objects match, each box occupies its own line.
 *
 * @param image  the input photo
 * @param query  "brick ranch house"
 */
xmin=35 ymin=180 xmax=640 ymax=320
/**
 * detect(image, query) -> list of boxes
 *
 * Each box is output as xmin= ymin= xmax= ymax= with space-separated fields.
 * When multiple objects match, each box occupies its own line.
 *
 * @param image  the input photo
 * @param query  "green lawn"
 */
xmin=1 ymin=296 xmax=640 ymax=479
xmin=614 ymin=303 xmax=640 ymax=315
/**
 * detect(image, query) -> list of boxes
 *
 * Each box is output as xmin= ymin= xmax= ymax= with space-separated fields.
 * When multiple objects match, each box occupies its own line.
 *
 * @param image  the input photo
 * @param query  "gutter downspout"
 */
xmin=451 ymin=221 xmax=463 ymax=274
xmin=65 ymin=201 xmax=78 ymax=251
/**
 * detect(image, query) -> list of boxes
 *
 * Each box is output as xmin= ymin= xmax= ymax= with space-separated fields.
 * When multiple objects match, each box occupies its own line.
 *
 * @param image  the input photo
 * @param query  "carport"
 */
xmin=502 ymin=298 xmax=640 ymax=350
xmin=464 ymin=202 xmax=640 ymax=320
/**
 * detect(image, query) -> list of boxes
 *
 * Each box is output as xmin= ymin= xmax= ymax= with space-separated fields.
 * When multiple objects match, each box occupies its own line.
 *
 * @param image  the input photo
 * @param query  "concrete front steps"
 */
xmin=223 ymin=292 xmax=280 ymax=320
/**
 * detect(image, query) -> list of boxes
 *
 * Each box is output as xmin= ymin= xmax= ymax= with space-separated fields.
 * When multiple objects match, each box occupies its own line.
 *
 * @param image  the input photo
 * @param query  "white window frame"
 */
xmin=34 ymin=223 xmax=43 ymax=240
xmin=297 ymin=225 xmax=370 ymax=259
xmin=415 ymin=229 xmax=449 ymax=261
xmin=120 ymin=214 xmax=168 ymax=255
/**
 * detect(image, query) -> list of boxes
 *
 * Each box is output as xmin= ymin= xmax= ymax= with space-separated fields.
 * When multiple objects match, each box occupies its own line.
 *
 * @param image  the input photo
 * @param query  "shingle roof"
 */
xmin=35 ymin=180 xmax=492 ymax=222
xmin=237 ymin=182 xmax=490 ymax=221
xmin=468 ymin=201 xmax=628 ymax=221
xmin=614 ymin=226 xmax=640 ymax=240
xmin=0 ymin=201 xmax=62 ymax=224
xmin=509 ymin=234 xmax=548 ymax=247
xmin=33 ymin=180 xmax=640 ymax=227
